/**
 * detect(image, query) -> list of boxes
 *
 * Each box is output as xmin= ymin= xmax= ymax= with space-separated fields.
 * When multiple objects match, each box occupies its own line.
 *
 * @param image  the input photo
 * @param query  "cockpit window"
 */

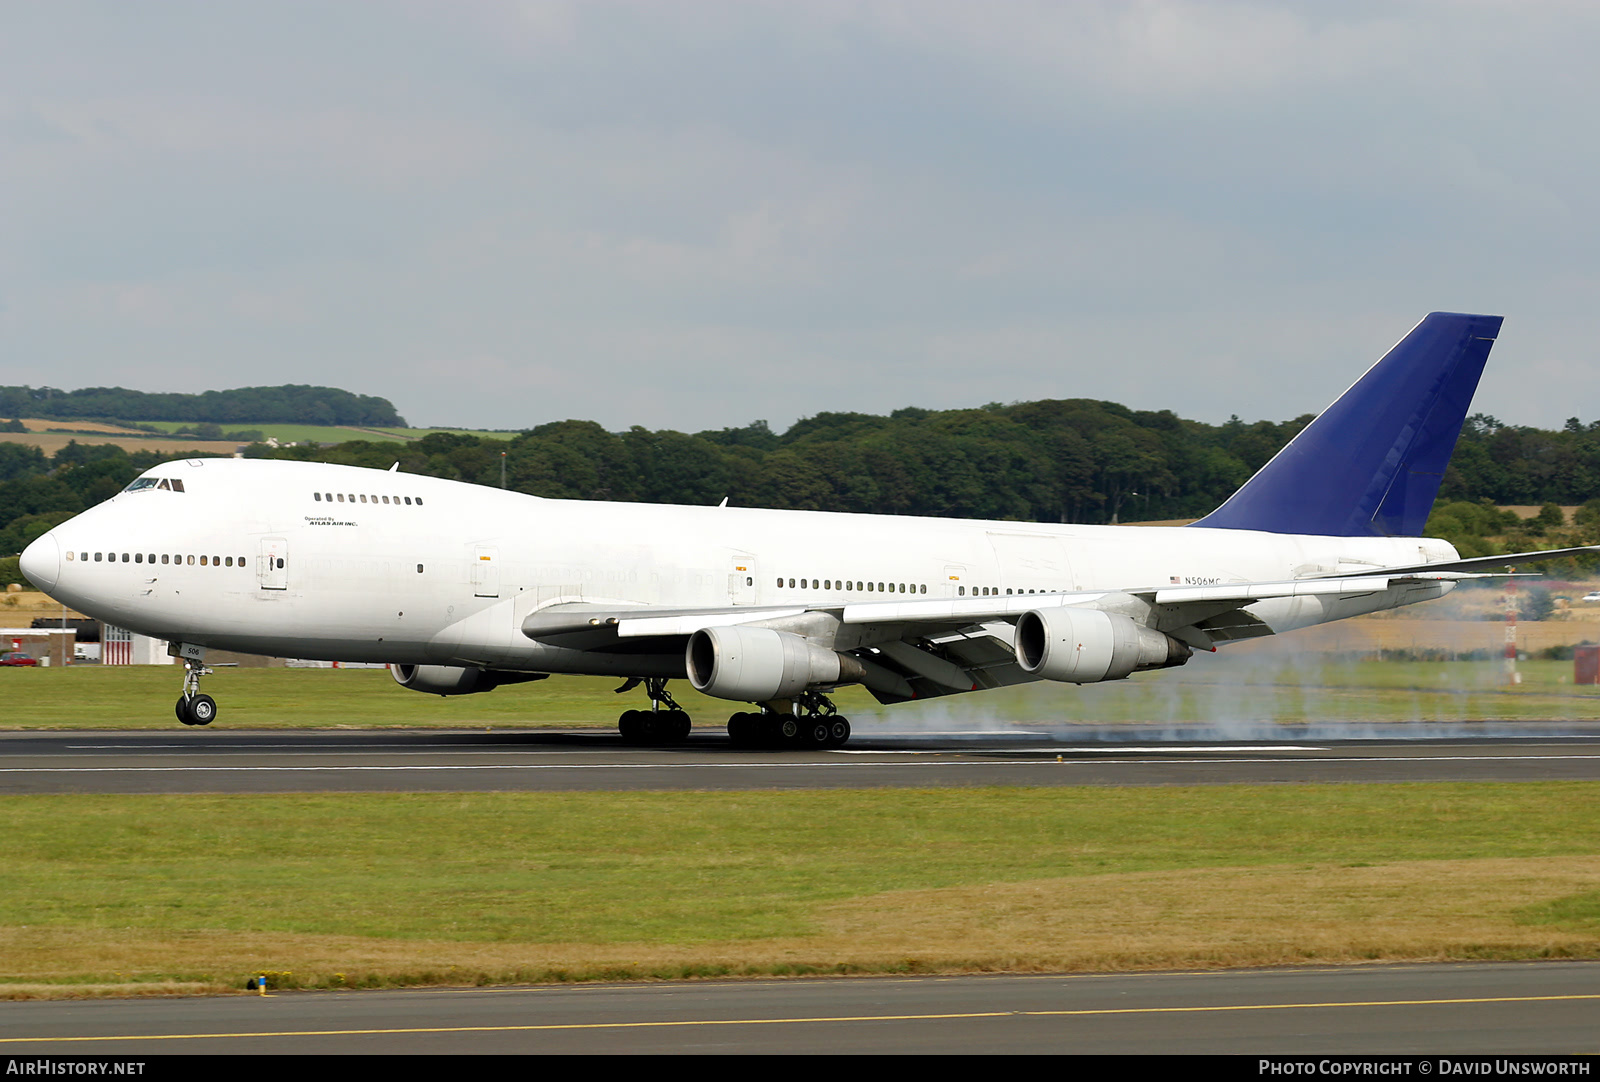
xmin=123 ymin=477 xmax=183 ymax=493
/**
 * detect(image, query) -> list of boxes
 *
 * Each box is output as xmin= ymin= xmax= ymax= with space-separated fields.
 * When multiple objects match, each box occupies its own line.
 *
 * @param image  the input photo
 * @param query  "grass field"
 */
xmin=1 ymin=784 xmax=1597 ymax=995
xmin=2 ymin=655 xmax=1597 ymax=730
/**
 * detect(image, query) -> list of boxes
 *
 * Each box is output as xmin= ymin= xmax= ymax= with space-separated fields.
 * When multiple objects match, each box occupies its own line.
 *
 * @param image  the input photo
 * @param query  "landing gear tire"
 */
xmin=663 ymin=709 xmax=691 ymax=742
xmin=728 ymin=712 xmax=761 ymax=748
xmin=776 ymin=715 xmax=802 ymax=746
xmin=188 ymin=694 xmax=216 ymax=726
xmin=825 ymin=717 xmax=852 ymax=748
xmin=802 ymin=718 xmax=831 ymax=748
xmin=176 ymin=694 xmax=216 ymax=727
xmin=621 ymin=709 xmax=691 ymax=744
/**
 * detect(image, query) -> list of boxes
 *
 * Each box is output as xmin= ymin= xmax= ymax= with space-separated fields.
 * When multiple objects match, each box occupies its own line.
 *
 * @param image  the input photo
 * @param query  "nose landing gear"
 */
xmin=174 ymin=654 xmax=217 ymax=727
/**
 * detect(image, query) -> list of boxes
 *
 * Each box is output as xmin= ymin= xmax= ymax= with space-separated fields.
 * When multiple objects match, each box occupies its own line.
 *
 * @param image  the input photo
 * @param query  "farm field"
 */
xmin=0 ymin=432 xmax=241 ymax=456
xmin=137 ymin=421 xmax=519 ymax=444
xmin=369 ymin=426 xmax=518 ymax=441
xmin=12 ymin=419 xmax=153 ymax=435
xmin=0 ymin=419 xmax=521 ymax=451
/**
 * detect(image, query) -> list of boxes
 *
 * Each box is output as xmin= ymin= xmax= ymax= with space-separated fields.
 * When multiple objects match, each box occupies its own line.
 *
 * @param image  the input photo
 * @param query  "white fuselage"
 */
xmin=23 ymin=458 xmax=1460 ymax=673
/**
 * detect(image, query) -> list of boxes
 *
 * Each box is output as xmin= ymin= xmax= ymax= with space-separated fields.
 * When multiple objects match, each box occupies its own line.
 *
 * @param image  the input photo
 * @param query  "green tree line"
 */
xmin=6 ymin=400 xmax=1600 ymax=575
xmin=0 ymin=385 xmax=404 ymax=427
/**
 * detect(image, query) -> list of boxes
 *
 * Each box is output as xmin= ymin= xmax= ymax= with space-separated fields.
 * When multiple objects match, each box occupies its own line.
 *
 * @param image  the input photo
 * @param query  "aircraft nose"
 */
xmin=19 ymin=531 xmax=60 ymax=593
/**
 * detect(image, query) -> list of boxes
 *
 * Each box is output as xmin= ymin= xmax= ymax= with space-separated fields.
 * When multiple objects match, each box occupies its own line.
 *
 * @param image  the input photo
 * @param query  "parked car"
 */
xmin=0 ymin=651 xmax=38 ymax=666
xmin=1582 ymin=592 xmax=1600 ymax=603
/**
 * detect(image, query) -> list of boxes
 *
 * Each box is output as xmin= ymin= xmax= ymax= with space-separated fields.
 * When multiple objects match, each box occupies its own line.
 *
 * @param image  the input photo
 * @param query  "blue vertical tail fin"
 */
xmin=1191 ymin=312 xmax=1502 ymax=537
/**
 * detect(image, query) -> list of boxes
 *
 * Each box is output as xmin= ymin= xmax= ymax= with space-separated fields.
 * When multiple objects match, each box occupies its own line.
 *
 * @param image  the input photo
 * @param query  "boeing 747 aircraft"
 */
xmin=19 ymin=313 xmax=1593 ymax=746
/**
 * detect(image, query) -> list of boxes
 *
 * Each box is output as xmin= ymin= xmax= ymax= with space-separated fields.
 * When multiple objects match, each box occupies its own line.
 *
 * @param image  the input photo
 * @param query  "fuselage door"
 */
xmin=730 ymin=553 xmax=757 ymax=605
xmin=473 ymin=545 xmax=500 ymax=598
xmin=258 ymin=537 xmax=288 ymax=590
xmin=944 ymin=564 xmax=967 ymax=598
xmin=985 ymin=532 xmax=1073 ymax=593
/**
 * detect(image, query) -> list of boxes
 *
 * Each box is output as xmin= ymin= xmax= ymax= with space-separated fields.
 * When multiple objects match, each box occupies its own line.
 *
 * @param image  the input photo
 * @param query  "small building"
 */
xmin=1 ymin=627 xmax=77 ymax=666
xmin=1576 ymin=644 xmax=1600 ymax=685
xmin=101 ymin=625 xmax=175 ymax=666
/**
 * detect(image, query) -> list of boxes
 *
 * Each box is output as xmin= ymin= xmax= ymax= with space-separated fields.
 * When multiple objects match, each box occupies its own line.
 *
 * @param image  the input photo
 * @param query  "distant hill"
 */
xmin=0 ymin=385 xmax=405 ymax=427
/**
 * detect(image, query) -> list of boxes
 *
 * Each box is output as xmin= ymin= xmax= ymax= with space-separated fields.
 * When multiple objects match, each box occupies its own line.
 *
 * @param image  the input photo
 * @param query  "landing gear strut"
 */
xmin=615 ymin=677 xmax=692 ymax=744
xmin=727 ymin=690 xmax=850 ymax=749
xmin=174 ymin=656 xmax=217 ymax=727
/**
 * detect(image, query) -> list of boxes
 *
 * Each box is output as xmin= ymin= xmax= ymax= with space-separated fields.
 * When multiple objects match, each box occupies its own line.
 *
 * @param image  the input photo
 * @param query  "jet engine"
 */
xmin=686 ymin=625 xmax=867 ymax=702
xmin=391 ymin=664 xmax=548 ymax=696
xmin=1014 ymin=608 xmax=1190 ymax=683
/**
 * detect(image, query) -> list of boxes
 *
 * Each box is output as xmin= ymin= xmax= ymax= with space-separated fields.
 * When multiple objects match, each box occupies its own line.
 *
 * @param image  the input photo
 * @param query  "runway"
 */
xmin=3 ymin=963 xmax=1598 ymax=1054
xmin=6 ymin=726 xmax=1600 ymax=793
xmin=6 ymin=734 xmax=1599 ymax=1055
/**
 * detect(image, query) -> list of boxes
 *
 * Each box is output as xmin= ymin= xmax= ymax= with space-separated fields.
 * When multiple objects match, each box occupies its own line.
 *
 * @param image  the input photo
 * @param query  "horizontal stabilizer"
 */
xmin=1306 ymin=545 xmax=1600 ymax=579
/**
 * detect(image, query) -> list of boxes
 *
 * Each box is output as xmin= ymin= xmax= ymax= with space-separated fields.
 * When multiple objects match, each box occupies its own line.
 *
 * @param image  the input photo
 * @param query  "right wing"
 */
xmin=520 ymin=571 xmax=1473 ymax=703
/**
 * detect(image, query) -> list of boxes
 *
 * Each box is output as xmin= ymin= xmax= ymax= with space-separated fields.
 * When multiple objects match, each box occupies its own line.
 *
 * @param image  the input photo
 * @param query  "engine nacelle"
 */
xmin=390 ymin=664 xmax=547 ymax=696
xmin=1014 ymin=608 xmax=1190 ymax=683
xmin=686 ymin=625 xmax=865 ymax=702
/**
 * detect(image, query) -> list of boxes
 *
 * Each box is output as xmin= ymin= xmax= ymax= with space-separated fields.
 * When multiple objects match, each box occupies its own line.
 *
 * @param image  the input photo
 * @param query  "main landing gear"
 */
xmin=727 ymin=690 xmax=851 ymax=749
xmin=615 ymin=677 xmax=692 ymax=744
xmin=175 ymin=656 xmax=217 ymax=727
xmin=610 ymin=680 xmax=854 ymax=749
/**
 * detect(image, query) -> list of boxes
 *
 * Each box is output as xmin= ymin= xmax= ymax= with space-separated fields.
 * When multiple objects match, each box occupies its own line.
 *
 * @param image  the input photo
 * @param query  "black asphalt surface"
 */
xmin=3 ymin=963 xmax=1598 ymax=1054
xmin=6 ymin=725 xmax=1600 ymax=793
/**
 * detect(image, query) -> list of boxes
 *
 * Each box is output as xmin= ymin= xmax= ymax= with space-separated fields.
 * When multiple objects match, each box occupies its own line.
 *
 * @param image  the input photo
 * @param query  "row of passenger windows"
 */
xmin=315 ymin=492 xmax=422 ymax=505
xmin=779 ymin=578 xmax=930 ymax=595
xmin=66 ymin=551 xmax=247 ymax=567
xmin=775 ymin=578 xmax=1054 ymax=598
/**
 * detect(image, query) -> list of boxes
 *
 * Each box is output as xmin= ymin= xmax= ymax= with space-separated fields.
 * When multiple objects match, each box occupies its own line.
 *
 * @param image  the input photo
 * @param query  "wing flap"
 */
xmin=615 ymin=607 xmax=809 ymax=638
xmin=523 ymin=604 xmax=809 ymax=644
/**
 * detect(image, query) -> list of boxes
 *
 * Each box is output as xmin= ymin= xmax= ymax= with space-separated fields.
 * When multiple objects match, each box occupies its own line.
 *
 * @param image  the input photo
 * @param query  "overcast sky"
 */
xmin=3 ymin=1 xmax=1597 ymax=434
